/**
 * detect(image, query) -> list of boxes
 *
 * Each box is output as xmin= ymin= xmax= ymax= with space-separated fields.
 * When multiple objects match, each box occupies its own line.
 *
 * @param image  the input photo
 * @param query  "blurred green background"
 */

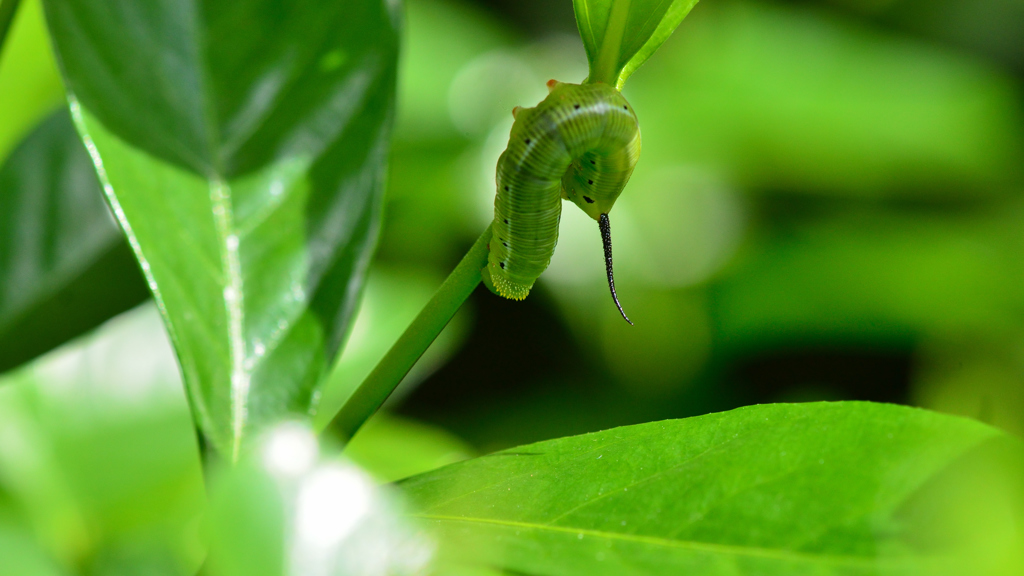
xmin=1 ymin=0 xmax=1023 ymax=573
xmin=380 ymin=0 xmax=1024 ymax=450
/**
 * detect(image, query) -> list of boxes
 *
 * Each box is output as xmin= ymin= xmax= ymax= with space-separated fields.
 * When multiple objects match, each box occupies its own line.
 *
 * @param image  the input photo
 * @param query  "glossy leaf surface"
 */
xmin=43 ymin=0 xmax=400 ymax=458
xmin=0 ymin=110 xmax=148 ymax=374
xmin=402 ymin=402 xmax=1024 ymax=574
xmin=574 ymin=0 xmax=699 ymax=88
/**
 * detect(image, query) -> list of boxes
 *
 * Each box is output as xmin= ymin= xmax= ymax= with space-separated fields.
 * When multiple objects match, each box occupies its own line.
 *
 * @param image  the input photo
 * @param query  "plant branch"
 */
xmin=0 ymin=0 xmax=23 ymax=63
xmin=331 ymin=224 xmax=492 ymax=442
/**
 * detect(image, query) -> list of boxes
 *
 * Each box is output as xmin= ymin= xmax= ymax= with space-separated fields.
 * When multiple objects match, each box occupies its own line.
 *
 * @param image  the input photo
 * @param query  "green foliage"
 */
xmin=404 ymin=402 xmax=1024 ymax=575
xmin=0 ymin=307 xmax=204 ymax=575
xmin=0 ymin=0 xmax=63 ymax=161
xmin=574 ymin=0 xmax=699 ymax=88
xmin=0 ymin=111 xmax=148 ymax=373
xmin=42 ymin=0 xmax=400 ymax=458
xmin=0 ymin=0 xmax=1022 ymax=574
xmin=626 ymin=1 xmax=1024 ymax=196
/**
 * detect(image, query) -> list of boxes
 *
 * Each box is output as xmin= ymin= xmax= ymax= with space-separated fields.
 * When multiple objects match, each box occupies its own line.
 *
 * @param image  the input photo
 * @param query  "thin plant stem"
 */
xmin=590 ymin=0 xmax=631 ymax=85
xmin=0 ymin=0 xmax=23 ymax=63
xmin=332 ymin=224 xmax=492 ymax=442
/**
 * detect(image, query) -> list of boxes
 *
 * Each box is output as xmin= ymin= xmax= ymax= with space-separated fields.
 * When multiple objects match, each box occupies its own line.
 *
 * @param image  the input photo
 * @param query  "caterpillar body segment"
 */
xmin=482 ymin=81 xmax=640 ymax=322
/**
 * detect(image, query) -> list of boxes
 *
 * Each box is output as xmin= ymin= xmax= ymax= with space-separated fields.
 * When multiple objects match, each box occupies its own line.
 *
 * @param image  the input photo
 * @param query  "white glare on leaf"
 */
xmin=240 ymin=423 xmax=434 ymax=576
xmin=294 ymin=464 xmax=372 ymax=549
xmin=262 ymin=422 xmax=318 ymax=479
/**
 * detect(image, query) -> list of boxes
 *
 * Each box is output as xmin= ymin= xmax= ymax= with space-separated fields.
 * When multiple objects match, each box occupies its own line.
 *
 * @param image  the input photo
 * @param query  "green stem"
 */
xmin=591 ymin=0 xmax=631 ymax=85
xmin=332 ymin=224 xmax=492 ymax=442
xmin=0 ymin=0 xmax=23 ymax=63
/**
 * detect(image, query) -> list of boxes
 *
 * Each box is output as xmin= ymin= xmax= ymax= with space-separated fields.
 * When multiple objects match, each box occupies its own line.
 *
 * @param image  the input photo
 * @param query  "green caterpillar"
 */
xmin=481 ymin=80 xmax=641 ymax=324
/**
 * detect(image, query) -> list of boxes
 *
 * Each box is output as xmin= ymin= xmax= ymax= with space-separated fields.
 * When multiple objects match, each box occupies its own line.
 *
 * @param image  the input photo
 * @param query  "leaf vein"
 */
xmin=413 ymin=514 xmax=903 ymax=567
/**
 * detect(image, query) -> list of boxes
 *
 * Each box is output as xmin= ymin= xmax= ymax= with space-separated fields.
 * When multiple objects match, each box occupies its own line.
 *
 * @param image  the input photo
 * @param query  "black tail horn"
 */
xmin=599 ymin=214 xmax=633 ymax=325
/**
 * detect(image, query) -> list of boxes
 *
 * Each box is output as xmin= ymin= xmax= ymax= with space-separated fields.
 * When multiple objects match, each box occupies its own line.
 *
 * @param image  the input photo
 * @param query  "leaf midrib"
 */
xmin=184 ymin=2 xmax=251 ymax=459
xmin=412 ymin=514 xmax=920 ymax=567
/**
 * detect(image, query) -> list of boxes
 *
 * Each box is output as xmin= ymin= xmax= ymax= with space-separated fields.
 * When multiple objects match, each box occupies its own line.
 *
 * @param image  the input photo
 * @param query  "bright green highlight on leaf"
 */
xmin=402 ymin=402 xmax=1024 ymax=575
xmin=575 ymin=0 xmax=699 ymax=89
xmin=0 ymin=0 xmax=63 ymax=164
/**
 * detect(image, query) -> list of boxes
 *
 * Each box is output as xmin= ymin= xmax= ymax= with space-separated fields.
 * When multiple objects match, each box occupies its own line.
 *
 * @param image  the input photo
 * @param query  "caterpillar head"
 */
xmin=562 ymin=173 xmax=623 ymax=221
xmin=556 ymin=85 xmax=641 ymax=222
xmin=561 ymin=147 xmax=638 ymax=222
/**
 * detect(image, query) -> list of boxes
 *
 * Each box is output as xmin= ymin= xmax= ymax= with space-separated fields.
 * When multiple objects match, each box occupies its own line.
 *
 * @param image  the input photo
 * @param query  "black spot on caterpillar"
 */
xmin=482 ymin=80 xmax=640 ymax=324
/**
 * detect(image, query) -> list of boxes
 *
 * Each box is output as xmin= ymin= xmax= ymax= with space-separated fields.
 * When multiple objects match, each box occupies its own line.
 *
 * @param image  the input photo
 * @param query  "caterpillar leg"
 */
xmin=481 ymin=262 xmax=531 ymax=301
xmin=480 ymin=264 xmax=500 ymax=296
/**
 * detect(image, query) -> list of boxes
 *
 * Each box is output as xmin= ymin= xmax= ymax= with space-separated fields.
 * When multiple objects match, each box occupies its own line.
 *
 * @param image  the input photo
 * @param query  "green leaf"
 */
xmin=574 ymin=0 xmax=699 ymax=88
xmin=0 ymin=110 xmax=148 ymax=374
xmin=0 ymin=0 xmax=64 ymax=164
xmin=42 ymin=0 xmax=400 ymax=459
xmin=0 ymin=304 xmax=204 ymax=575
xmin=401 ymin=402 xmax=1024 ymax=575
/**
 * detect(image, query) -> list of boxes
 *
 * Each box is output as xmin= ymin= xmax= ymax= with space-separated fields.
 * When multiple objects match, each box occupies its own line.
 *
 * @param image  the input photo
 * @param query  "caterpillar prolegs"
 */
xmin=481 ymin=80 xmax=641 ymax=324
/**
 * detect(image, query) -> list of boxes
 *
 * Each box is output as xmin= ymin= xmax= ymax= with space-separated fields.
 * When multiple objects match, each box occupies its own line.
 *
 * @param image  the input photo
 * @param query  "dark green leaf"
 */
xmin=0 ymin=110 xmax=148 ymax=374
xmin=43 ymin=0 xmax=400 ymax=458
xmin=402 ymin=402 xmax=1024 ymax=575
xmin=574 ymin=0 xmax=699 ymax=88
